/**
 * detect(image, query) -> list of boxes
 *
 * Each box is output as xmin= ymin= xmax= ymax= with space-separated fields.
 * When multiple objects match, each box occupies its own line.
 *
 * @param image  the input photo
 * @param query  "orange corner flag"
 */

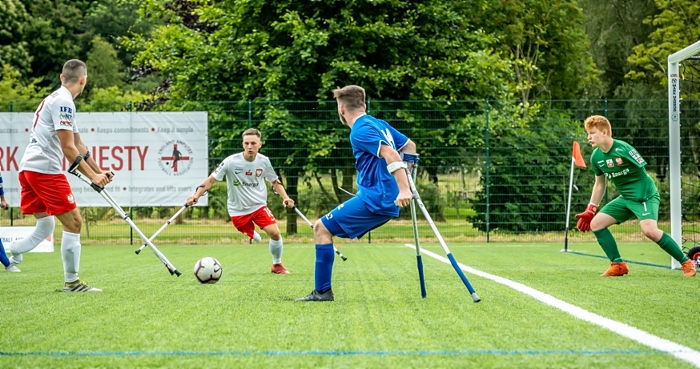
xmin=572 ymin=141 xmax=586 ymax=168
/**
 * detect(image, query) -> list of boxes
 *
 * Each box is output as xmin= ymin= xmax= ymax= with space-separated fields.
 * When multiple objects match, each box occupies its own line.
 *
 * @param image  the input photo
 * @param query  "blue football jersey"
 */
xmin=350 ymin=114 xmax=409 ymax=217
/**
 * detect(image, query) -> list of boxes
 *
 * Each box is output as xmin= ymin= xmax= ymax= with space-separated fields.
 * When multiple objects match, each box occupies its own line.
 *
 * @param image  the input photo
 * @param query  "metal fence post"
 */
xmin=485 ymin=99 xmax=491 ymax=242
xmin=248 ymin=100 xmax=252 ymax=128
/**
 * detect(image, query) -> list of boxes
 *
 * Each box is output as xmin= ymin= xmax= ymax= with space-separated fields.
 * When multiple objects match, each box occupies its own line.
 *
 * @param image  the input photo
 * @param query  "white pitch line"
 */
xmin=405 ymin=244 xmax=700 ymax=367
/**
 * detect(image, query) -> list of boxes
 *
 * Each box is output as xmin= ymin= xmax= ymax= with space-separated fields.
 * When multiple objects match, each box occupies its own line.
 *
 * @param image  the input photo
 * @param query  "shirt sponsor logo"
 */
xmin=59 ymin=120 xmax=72 ymax=126
xmin=234 ymin=168 xmax=242 ymax=174
xmin=629 ymin=149 xmax=644 ymax=164
xmin=606 ymin=168 xmax=630 ymax=179
xmin=606 ymin=159 xmax=614 ymax=168
xmin=232 ymin=179 xmax=259 ymax=187
xmin=245 ymin=170 xmax=252 ymax=176
xmin=214 ymin=162 xmax=225 ymax=175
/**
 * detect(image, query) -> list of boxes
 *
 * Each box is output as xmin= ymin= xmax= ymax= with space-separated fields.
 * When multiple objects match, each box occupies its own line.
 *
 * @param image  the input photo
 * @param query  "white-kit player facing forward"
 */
xmin=9 ymin=59 xmax=112 ymax=291
xmin=187 ymin=128 xmax=295 ymax=274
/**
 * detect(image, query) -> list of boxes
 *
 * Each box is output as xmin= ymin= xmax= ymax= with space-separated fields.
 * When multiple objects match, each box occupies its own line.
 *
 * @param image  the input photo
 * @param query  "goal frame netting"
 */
xmin=667 ymin=40 xmax=700 ymax=269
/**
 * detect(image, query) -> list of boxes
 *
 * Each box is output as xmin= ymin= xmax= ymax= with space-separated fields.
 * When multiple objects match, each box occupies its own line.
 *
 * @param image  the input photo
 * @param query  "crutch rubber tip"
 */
xmin=341 ymin=256 xmax=347 ymax=261
xmin=134 ymin=249 xmax=141 ymax=255
xmin=174 ymin=270 xmax=182 ymax=277
xmin=471 ymin=293 xmax=481 ymax=303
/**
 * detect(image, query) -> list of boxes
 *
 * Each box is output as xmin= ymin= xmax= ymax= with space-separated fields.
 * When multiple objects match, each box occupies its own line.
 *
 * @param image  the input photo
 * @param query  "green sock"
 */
xmin=657 ymin=233 xmax=688 ymax=263
xmin=593 ymin=228 xmax=622 ymax=262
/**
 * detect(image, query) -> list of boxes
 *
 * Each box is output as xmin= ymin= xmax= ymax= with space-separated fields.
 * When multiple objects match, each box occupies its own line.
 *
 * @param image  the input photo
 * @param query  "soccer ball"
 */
xmin=194 ymin=257 xmax=222 ymax=284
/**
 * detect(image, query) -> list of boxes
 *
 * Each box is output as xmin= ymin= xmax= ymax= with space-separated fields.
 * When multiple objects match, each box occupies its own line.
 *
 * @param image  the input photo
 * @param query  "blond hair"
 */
xmin=332 ymin=85 xmax=366 ymax=111
xmin=242 ymin=128 xmax=261 ymax=139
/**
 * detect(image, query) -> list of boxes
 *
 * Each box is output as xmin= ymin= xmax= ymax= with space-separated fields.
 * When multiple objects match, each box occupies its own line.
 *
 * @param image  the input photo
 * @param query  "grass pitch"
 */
xmin=1 ymin=241 xmax=698 ymax=368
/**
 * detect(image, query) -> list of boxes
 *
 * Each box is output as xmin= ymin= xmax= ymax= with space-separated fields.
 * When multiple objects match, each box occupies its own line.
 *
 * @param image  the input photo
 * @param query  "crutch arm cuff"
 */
xmin=68 ymin=155 xmax=84 ymax=173
xmin=387 ymin=161 xmax=408 ymax=173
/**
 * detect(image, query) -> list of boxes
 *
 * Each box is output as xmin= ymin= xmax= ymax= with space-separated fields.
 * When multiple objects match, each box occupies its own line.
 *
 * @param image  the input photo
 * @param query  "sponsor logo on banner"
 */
xmin=158 ymin=140 xmax=194 ymax=176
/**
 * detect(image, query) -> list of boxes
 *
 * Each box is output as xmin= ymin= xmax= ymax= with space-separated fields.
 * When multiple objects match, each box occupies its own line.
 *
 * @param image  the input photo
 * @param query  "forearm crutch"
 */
xmin=405 ymin=173 xmax=480 ymax=302
xmin=293 ymin=206 xmax=347 ymax=261
xmin=69 ymin=169 xmax=182 ymax=276
xmin=406 ymin=165 xmax=427 ymax=298
xmin=134 ymin=204 xmax=189 ymax=255
xmin=134 ymin=189 xmax=207 ymax=255
xmin=273 ymin=190 xmax=347 ymax=261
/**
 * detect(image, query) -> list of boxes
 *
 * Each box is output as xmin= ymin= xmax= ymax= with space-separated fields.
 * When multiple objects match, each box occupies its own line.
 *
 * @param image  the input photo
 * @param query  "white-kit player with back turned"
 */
xmin=9 ymin=59 xmax=112 ymax=292
xmin=187 ymin=128 xmax=295 ymax=274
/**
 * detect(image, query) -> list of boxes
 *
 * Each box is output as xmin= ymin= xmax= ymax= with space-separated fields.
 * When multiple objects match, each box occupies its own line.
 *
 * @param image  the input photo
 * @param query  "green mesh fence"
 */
xmin=1 ymin=99 xmax=699 ymax=246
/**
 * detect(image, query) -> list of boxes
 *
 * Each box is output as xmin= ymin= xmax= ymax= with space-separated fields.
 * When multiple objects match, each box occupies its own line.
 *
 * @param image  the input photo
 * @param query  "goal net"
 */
xmin=667 ymin=40 xmax=700 ymax=269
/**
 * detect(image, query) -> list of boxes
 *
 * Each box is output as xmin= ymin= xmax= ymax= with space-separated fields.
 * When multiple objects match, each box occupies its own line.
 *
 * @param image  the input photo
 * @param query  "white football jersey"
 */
xmin=212 ymin=153 xmax=279 ymax=216
xmin=20 ymin=87 xmax=78 ymax=174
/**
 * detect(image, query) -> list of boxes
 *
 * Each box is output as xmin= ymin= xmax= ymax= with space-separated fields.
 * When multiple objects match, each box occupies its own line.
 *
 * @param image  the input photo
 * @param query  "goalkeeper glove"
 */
xmin=575 ymin=203 xmax=598 ymax=232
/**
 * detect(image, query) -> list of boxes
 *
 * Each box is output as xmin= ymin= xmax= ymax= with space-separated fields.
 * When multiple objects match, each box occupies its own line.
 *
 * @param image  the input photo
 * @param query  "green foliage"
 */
xmin=13 ymin=0 xmax=153 ymax=90
xmin=85 ymin=35 xmax=125 ymax=93
xmin=471 ymin=0 xmax=599 ymax=101
xmin=128 ymin=0 xmax=517 ymax=102
xmin=79 ymin=86 xmax=147 ymax=112
xmin=0 ymin=64 xmax=49 ymax=110
xmin=467 ymin=106 xmax=587 ymax=233
xmin=0 ymin=0 xmax=32 ymax=75
xmin=626 ymin=0 xmax=700 ymax=98
xmin=577 ymin=0 xmax=658 ymax=98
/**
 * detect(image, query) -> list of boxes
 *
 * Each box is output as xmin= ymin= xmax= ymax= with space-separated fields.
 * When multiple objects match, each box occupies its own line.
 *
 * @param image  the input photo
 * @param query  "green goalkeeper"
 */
xmin=575 ymin=115 xmax=696 ymax=277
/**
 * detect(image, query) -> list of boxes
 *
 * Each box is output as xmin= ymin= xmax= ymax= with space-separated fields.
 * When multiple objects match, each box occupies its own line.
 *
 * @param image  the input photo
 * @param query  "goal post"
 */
xmin=667 ymin=40 xmax=700 ymax=269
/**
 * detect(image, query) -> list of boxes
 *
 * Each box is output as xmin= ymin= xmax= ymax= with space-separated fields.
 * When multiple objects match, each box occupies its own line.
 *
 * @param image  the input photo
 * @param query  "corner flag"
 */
xmin=572 ymin=141 xmax=586 ymax=168
xmin=564 ymin=141 xmax=587 ymax=252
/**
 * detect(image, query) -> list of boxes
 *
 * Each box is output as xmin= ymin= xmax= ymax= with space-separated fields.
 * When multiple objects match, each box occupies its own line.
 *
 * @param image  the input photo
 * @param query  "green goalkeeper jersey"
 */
xmin=590 ymin=139 xmax=657 ymax=202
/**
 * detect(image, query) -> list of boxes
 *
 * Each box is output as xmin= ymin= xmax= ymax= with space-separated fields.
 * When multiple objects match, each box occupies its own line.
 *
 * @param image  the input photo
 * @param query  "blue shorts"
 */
xmin=320 ymin=196 xmax=392 ymax=239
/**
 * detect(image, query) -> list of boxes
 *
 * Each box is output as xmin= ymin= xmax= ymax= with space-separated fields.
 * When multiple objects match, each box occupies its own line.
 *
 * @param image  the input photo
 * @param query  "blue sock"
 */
xmin=0 ymin=240 xmax=10 ymax=267
xmin=314 ymin=244 xmax=335 ymax=292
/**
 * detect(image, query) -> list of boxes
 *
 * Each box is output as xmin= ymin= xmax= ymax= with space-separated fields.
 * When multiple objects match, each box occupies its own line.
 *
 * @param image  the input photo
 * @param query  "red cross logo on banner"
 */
xmin=160 ymin=143 xmax=191 ymax=172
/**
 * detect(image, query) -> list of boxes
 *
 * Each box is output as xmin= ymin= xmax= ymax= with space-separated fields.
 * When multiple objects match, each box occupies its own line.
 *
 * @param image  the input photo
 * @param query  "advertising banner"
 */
xmin=0 ymin=112 xmax=209 ymax=206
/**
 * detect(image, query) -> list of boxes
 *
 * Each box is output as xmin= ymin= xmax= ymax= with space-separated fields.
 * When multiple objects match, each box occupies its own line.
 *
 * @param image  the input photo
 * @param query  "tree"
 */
xmin=0 ymin=65 xmax=49 ymax=111
xmin=85 ymin=35 xmax=125 ymax=96
xmin=470 ymin=0 xmax=599 ymax=104
xmin=626 ymin=0 xmax=700 ymax=98
xmin=576 ymin=0 xmax=658 ymax=98
xmin=0 ymin=0 xmax=32 ymax=75
xmin=625 ymin=0 xmax=700 ymax=178
xmin=126 ymin=0 xmax=521 ymax=232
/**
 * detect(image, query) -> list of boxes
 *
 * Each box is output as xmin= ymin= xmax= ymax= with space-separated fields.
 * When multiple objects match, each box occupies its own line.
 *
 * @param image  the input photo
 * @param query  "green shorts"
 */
xmin=599 ymin=194 xmax=660 ymax=223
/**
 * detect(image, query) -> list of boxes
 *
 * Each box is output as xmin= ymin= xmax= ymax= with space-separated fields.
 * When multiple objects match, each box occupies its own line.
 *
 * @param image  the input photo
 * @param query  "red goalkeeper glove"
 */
xmin=575 ymin=203 xmax=598 ymax=232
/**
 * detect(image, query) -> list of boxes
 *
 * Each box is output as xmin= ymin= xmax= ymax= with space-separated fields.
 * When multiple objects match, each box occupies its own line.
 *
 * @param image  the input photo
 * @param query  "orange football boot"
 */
xmin=600 ymin=262 xmax=629 ymax=277
xmin=271 ymin=263 xmax=290 ymax=274
xmin=680 ymin=260 xmax=696 ymax=277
